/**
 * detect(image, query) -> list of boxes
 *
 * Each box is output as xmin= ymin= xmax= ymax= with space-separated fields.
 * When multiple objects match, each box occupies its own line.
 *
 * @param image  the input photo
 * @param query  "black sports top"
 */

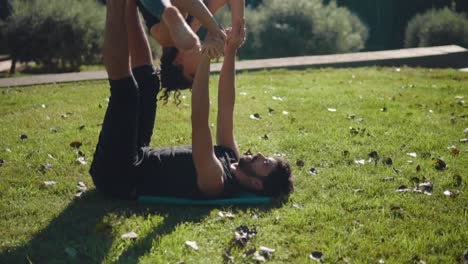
xmin=135 ymin=145 xmax=242 ymax=198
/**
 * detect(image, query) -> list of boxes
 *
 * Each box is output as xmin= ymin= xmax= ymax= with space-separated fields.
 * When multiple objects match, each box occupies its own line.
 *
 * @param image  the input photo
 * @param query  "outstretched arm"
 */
xmin=191 ymin=45 xmax=224 ymax=196
xmin=215 ymin=25 xmax=244 ymax=159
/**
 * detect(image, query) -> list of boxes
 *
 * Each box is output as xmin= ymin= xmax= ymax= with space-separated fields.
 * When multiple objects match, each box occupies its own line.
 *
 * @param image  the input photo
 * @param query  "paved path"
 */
xmin=1 ymin=45 xmax=467 ymax=88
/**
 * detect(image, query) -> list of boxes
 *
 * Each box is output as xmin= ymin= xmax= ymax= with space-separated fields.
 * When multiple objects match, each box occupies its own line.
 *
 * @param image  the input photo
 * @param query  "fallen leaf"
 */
xmin=354 ymin=189 xmax=363 ymax=193
xmin=407 ymin=152 xmax=417 ymax=158
xmin=368 ymin=151 xmax=380 ymax=165
xmin=5 ymin=148 xmax=11 ymax=153
xmin=310 ymin=251 xmax=323 ymax=262
xmin=282 ymin=111 xmax=289 ymax=115
xmin=327 ymin=108 xmax=337 ymax=112
xmin=250 ymin=113 xmax=261 ymax=120
xmin=296 ymin=160 xmax=305 ymax=167
xmin=354 ymin=159 xmax=366 ymax=165
xmin=239 ymin=92 xmax=247 ymax=96
xmin=443 ymin=190 xmax=454 ymax=196
xmin=77 ymin=181 xmax=87 ymax=191
xmin=268 ymin=107 xmax=274 ymax=116
xmin=218 ymin=211 xmax=235 ymax=219
xmin=259 ymin=246 xmax=275 ymax=258
xmin=121 ymin=231 xmax=138 ymax=240
xmin=70 ymin=141 xmax=82 ymax=149
xmin=185 ymin=240 xmax=199 ymax=251
xmin=460 ymin=138 xmax=468 ymax=143
xmin=455 ymin=95 xmax=465 ymax=100
xmin=382 ymin=157 xmax=393 ymax=166
xmin=223 ymin=252 xmax=234 ymax=263
xmin=309 ymin=168 xmax=318 ymax=175
xmin=39 ymin=163 xmax=53 ymax=172
xmin=292 ymin=203 xmax=302 ymax=209
xmin=464 ymin=128 xmax=468 ymax=135
xmin=43 ymin=181 xmax=57 ymax=186
xmin=417 ymin=182 xmax=433 ymax=194
xmin=395 ymin=185 xmax=411 ymax=192
xmin=253 ymin=251 xmax=266 ymax=262
xmin=20 ymin=134 xmax=28 ymax=140
xmin=433 ymin=158 xmax=447 ymax=170
xmin=76 ymin=157 xmax=87 ymax=165
xmin=272 ymin=96 xmax=283 ymax=101
xmin=233 ymin=225 xmax=257 ymax=247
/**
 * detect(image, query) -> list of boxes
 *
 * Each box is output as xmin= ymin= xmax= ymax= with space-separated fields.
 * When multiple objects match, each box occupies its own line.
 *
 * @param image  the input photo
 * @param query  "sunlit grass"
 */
xmin=0 ymin=67 xmax=467 ymax=263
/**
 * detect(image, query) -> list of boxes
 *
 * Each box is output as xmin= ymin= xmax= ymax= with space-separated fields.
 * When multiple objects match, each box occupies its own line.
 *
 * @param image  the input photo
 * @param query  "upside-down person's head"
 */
xmin=235 ymin=153 xmax=294 ymax=197
xmin=159 ymin=47 xmax=202 ymax=104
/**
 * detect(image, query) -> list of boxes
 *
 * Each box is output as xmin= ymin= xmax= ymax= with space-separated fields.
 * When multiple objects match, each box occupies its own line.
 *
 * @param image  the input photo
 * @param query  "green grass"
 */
xmin=0 ymin=67 xmax=467 ymax=263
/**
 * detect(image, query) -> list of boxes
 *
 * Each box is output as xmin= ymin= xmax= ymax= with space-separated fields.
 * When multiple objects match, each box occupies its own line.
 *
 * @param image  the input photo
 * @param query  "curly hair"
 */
xmin=159 ymin=47 xmax=193 ymax=105
xmin=261 ymin=157 xmax=294 ymax=197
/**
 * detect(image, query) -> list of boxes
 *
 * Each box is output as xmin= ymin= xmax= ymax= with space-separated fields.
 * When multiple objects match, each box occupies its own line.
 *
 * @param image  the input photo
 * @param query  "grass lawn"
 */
xmin=0 ymin=67 xmax=467 ymax=263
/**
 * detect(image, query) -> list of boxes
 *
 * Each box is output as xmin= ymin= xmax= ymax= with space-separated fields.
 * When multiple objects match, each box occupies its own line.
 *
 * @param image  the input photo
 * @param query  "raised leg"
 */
xmin=126 ymin=0 xmax=160 ymax=147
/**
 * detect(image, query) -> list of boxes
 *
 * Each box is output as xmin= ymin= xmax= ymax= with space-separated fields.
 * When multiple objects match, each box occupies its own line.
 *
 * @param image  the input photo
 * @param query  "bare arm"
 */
xmin=229 ymin=0 xmax=244 ymax=32
xmin=216 ymin=27 xmax=242 ymax=158
xmin=191 ymin=52 xmax=224 ymax=196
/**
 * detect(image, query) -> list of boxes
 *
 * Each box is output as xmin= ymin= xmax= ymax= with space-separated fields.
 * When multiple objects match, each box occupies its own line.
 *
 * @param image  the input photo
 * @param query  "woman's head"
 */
xmin=159 ymin=47 xmax=202 ymax=104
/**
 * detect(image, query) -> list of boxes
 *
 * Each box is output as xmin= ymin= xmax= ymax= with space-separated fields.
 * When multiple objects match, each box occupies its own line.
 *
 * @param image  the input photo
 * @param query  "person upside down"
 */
xmin=89 ymin=0 xmax=293 ymax=200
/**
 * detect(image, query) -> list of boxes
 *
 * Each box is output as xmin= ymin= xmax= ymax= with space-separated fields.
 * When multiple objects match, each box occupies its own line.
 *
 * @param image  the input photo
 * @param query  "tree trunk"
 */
xmin=9 ymin=57 xmax=16 ymax=75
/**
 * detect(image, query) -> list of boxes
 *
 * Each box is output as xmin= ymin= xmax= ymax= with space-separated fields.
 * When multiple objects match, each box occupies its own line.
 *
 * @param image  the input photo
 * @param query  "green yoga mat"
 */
xmin=138 ymin=193 xmax=271 ymax=205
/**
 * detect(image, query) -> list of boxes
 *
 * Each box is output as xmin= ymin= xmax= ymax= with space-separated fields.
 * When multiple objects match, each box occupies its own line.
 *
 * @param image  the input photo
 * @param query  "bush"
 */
xmin=240 ymin=0 xmax=368 ymax=59
xmin=405 ymin=7 xmax=468 ymax=48
xmin=1 ymin=0 xmax=105 ymax=73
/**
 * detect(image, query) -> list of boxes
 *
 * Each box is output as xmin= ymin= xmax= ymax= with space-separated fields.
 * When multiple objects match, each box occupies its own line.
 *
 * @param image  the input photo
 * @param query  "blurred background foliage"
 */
xmin=0 ymin=0 xmax=467 ymax=73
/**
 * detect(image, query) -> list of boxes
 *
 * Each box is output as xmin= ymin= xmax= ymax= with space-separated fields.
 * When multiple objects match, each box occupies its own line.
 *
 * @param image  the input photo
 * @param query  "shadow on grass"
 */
xmin=0 ymin=191 xmax=286 ymax=263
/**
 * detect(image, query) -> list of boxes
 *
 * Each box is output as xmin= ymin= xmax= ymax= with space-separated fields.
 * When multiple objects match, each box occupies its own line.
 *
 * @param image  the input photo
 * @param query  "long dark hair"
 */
xmin=159 ymin=47 xmax=193 ymax=105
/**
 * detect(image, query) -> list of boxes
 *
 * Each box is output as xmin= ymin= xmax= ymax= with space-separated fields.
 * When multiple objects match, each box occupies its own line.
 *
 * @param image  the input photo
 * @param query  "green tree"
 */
xmin=405 ymin=7 xmax=468 ymax=48
xmin=2 ymin=0 xmax=105 ymax=73
xmin=241 ymin=0 xmax=368 ymax=59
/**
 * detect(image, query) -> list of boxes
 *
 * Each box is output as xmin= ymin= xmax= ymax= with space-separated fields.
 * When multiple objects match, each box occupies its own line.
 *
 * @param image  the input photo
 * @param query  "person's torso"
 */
xmin=137 ymin=145 xmax=240 ymax=198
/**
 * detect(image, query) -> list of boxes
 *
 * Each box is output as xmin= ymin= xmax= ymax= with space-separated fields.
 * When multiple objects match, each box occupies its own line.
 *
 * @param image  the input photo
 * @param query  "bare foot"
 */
xmin=163 ymin=6 xmax=201 ymax=52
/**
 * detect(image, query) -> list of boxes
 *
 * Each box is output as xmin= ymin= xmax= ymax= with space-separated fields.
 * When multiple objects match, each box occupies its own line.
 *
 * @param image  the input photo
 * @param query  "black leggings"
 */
xmin=90 ymin=65 xmax=160 ymax=199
